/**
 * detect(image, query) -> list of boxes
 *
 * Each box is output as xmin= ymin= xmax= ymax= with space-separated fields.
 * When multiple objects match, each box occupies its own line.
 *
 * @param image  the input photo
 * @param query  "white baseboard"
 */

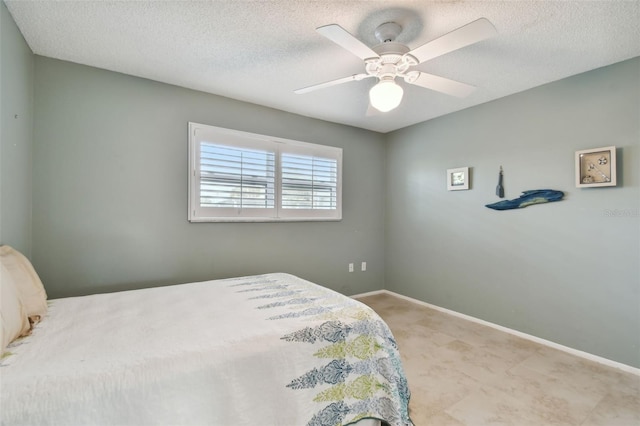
xmin=350 ymin=289 xmax=386 ymax=299
xmin=352 ymin=289 xmax=640 ymax=376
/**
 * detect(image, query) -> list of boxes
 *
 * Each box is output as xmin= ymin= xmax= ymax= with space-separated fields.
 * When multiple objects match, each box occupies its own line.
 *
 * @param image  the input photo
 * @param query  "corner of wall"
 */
xmin=1 ymin=1 xmax=35 ymax=256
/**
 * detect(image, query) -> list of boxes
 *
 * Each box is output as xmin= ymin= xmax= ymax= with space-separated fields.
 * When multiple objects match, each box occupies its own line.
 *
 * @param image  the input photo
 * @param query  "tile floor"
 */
xmin=355 ymin=293 xmax=640 ymax=426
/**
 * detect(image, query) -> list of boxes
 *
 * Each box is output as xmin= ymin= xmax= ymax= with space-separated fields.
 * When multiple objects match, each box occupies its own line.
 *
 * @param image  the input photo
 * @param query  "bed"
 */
xmin=1 ymin=245 xmax=412 ymax=426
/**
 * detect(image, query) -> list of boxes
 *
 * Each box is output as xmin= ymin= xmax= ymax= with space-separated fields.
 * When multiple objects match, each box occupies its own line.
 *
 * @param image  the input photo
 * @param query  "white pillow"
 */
xmin=1 ymin=263 xmax=31 ymax=354
xmin=0 ymin=245 xmax=48 ymax=325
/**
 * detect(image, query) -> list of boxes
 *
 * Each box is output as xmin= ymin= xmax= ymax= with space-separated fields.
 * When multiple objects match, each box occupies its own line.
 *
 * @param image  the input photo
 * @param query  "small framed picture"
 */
xmin=447 ymin=167 xmax=469 ymax=191
xmin=575 ymin=146 xmax=617 ymax=188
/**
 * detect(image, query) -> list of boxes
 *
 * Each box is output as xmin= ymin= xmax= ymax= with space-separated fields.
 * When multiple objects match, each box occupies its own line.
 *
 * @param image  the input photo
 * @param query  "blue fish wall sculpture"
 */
xmin=485 ymin=189 xmax=564 ymax=211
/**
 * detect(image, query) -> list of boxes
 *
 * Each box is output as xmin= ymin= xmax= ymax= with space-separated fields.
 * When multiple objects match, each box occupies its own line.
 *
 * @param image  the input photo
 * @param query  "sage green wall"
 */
xmin=0 ymin=2 xmax=34 ymax=255
xmin=385 ymin=57 xmax=640 ymax=368
xmin=32 ymin=57 xmax=386 ymax=299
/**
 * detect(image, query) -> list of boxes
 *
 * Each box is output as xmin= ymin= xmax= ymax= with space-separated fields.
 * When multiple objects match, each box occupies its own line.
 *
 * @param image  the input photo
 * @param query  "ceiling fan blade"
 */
xmin=316 ymin=24 xmax=379 ymax=61
xmin=404 ymin=71 xmax=476 ymax=98
xmin=406 ymin=18 xmax=497 ymax=64
xmin=294 ymin=73 xmax=373 ymax=94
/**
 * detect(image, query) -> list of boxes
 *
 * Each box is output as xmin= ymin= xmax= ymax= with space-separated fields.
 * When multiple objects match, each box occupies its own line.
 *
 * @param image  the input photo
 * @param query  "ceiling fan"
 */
xmin=295 ymin=18 xmax=497 ymax=112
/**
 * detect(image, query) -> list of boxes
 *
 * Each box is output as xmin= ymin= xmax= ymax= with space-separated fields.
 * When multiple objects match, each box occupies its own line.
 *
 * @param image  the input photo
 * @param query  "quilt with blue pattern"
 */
xmin=1 ymin=273 xmax=412 ymax=426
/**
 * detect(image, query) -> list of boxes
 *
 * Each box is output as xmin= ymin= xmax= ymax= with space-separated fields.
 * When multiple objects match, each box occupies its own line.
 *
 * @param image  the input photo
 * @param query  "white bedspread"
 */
xmin=1 ymin=273 xmax=411 ymax=426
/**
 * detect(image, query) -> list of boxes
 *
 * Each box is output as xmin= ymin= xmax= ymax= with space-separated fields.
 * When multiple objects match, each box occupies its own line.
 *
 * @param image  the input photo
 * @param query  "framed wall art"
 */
xmin=575 ymin=146 xmax=617 ymax=188
xmin=447 ymin=167 xmax=469 ymax=191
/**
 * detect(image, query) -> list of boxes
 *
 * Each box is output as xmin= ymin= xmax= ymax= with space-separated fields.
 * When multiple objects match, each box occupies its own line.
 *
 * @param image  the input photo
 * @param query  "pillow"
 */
xmin=1 ymin=263 xmax=31 ymax=354
xmin=0 ymin=245 xmax=48 ymax=325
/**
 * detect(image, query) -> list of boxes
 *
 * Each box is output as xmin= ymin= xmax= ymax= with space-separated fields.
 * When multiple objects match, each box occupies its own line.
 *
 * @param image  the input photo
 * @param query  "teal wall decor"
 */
xmin=485 ymin=189 xmax=564 ymax=210
xmin=496 ymin=166 xmax=505 ymax=198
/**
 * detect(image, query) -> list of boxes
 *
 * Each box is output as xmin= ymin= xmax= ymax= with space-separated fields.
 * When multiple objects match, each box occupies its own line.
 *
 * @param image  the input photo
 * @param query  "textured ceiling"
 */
xmin=5 ymin=0 xmax=640 ymax=133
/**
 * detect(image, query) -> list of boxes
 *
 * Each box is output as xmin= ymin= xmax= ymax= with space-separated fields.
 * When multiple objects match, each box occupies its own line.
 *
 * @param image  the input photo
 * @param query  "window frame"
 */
xmin=188 ymin=122 xmax=342 ymax=222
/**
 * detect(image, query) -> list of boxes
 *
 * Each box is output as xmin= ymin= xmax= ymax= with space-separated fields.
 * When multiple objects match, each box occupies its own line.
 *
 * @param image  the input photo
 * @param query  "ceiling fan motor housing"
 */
xmin=367 ymin=41 xmax=414 ymax=78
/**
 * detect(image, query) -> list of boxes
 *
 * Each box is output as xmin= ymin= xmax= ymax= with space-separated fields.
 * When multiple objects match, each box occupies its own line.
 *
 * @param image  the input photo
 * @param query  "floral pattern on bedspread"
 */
xmin=230 ymin=276 xmax=412 ymax=426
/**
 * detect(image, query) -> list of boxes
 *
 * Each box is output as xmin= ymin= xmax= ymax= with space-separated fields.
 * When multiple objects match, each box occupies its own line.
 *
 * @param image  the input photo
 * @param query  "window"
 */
xmin=188 ymin=122 xmax=342 ymax=222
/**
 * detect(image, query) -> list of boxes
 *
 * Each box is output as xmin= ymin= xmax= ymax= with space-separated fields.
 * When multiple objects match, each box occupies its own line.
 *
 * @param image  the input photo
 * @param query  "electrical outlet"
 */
xmin=361 ymin=262 xmax=367 ymax=271
xmin=348 ymin=263 xmax=354 ymax=272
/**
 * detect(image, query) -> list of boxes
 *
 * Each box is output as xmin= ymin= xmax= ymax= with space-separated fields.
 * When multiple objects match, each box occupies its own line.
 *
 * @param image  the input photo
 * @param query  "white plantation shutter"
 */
xmin=199 ymin=143 xmax=276 ymax=209
xmin=189 ymin=123 xmax=341 ymax=222
xmin=279 ymin=149 xmax=340 ymax=219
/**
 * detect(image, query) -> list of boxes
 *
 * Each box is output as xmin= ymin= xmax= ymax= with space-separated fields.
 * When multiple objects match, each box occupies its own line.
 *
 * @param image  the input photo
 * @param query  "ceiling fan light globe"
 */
xmin=369 ymin=80 xmax=403 ymax=112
